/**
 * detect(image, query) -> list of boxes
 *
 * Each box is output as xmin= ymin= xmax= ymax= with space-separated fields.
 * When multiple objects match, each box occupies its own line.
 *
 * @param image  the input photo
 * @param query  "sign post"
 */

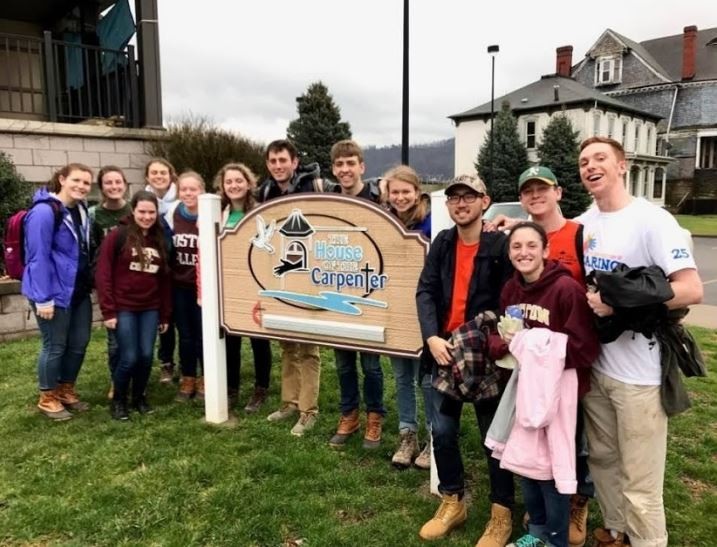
xmin=198 ymin=194 xmax=228 ymax=424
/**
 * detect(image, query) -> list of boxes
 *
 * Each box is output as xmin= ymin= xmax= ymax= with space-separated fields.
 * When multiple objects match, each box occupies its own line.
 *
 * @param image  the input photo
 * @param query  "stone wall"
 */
xmin=0 ymin=119 xmax=166 ymax=196
xmin=0 ymin=281 xmax=102 ymax=342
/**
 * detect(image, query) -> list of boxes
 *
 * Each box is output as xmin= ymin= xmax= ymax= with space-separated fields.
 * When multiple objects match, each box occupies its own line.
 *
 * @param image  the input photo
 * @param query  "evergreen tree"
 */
xmin=287 ymin=81 xmax=352 ymax=177
xmin=475 ymin=101 xmax=528 ymax=202
xmin=537 ymin=114 xmax=592 ymax=218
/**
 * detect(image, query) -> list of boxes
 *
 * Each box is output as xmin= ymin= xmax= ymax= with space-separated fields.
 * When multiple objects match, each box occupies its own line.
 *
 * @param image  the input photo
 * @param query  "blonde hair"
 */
xmin=215 ymin=162 xmax=257 ymax=212
xmin=177 ymin=170 xmax=206 ymax=191
xmin=383 ymin=164 xmax=429 ymax=229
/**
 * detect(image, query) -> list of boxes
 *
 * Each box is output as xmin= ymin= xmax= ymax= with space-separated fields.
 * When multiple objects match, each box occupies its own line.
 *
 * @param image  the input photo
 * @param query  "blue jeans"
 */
xmin=106 ymin=328 xmax=119 ymax=375
xmin=33 ymin=294 xmax=92 ymax=390
xmin=173 ymin=286 xmax=203 ymax=377
xmin=390 ymin=356 xmax=433 ymax=432
xmin=431 ymin=389 xmax=515 ymax=508
xmin=522 ymin=477 xmax=570 ymax=547
xmin=113 ymin=310 xmax=159 ymax=401
xmin=334 ymin=349 xmax=385 ymax=415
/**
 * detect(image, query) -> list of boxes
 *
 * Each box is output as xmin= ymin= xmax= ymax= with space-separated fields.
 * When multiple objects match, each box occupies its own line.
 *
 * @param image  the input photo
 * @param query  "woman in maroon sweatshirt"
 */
xmin=496 ymin=221 xmax=599 ymax=547
xmin=165 ymin=171 xmax=205 ymax=401
xmin=95 ymin=191 xmax=172 ymax=420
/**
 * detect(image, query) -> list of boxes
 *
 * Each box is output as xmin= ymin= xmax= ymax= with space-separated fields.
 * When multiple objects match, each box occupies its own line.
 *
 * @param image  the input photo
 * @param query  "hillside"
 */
xmin=363 ymin=138 xmax=454 ymax=182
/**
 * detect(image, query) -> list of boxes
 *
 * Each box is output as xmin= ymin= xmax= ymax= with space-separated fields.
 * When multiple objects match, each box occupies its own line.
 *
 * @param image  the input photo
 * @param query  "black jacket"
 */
xmin=416 ymin=226 xmax=513 ymax=345
xmin=256 ymin=162 xmax=336 ymax=203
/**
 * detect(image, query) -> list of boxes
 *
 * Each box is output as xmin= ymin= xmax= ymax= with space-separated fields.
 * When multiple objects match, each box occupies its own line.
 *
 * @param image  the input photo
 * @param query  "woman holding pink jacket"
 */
xmin=496 ymin=222 xmax=599 ymax=547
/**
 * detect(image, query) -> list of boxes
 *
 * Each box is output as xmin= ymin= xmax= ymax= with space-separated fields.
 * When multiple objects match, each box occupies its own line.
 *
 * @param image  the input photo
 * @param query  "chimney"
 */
xmin=682 ymin=25 xmax=697 ymax=80
xmin=556 ymin=46 xmax=573 ymax=77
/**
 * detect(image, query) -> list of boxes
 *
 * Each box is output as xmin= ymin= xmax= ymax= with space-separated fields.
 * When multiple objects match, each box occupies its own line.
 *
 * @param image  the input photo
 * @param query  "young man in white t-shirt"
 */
xmin=577 ymin=137 xmax=703 ymax=547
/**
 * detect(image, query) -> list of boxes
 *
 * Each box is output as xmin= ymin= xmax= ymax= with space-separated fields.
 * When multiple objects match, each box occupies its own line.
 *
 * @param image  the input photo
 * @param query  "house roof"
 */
xmin=609 ymin=30 xmax=673 ymax=80
xmin=640 ymin=27 xmax=717 ymax=80
xmin=449 ymin=75 xmax=660 ymax=122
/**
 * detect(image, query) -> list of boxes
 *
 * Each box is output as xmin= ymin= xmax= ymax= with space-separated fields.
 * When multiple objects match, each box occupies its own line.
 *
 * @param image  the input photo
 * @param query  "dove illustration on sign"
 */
xmin=251 ymin=215 xmax=276 ymax=254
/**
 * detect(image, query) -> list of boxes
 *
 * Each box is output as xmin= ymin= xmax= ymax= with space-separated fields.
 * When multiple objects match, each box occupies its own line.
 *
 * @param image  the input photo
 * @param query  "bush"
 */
xmin=0 ymin=151 xmax=33 ymax=275
xmin=147 ymin=116 xmax=267 ymax=193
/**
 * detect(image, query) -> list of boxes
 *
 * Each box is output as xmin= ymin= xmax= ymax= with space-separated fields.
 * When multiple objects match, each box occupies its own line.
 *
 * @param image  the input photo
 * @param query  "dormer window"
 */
xmin=595 ymin=55 xmax=622 ymax=86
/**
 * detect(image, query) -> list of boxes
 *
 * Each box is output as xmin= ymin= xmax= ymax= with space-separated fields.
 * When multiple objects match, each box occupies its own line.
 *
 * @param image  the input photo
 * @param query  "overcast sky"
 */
xmin=154 ymin=1 xmax=716 ymax=147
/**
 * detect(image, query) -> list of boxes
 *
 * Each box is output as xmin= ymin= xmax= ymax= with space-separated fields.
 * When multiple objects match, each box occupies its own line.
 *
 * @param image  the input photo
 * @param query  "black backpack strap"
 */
xmin=575 ymin=223 xmax=586 ymax=281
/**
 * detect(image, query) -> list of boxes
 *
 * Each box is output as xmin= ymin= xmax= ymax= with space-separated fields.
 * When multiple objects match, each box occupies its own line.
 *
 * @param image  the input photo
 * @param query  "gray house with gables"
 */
xmin=571 ymin=25 xmax=717 ymax=212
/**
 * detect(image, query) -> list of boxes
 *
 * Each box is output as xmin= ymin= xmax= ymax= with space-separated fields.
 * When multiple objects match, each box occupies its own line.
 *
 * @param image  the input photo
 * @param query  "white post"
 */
xmin=198 ymin=194 xmax=228 ymax=424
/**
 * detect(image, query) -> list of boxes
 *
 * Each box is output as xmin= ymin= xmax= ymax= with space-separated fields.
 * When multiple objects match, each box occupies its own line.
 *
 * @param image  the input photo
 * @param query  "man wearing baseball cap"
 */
xmin=416 ymin=174 xmax=516 ymax=545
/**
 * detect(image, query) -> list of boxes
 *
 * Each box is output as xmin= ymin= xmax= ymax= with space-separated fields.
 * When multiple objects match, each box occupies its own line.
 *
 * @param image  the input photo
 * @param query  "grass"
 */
xmin=675 ymin=215 xmax=717 ymax=237
xmin=0 ymin=328 xmax=715 ymax=546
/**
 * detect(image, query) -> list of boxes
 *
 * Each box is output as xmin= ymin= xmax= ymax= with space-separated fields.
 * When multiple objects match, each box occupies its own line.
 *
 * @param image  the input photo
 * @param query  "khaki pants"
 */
xmin=279 ymin=341 xmax=320 ymax=414
xmin=583 ymin=370 xmax=668 ymax=547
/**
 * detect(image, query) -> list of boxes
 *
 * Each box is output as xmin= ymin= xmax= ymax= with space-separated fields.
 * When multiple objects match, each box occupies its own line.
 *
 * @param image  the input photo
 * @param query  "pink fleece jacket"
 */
xmin=498 ymin=328 xmax=578 ymax=494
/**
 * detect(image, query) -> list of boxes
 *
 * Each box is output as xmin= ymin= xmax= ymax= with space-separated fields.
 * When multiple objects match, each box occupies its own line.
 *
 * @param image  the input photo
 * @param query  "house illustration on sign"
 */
xmin=273 ymin=209 xmax=316 ymax=278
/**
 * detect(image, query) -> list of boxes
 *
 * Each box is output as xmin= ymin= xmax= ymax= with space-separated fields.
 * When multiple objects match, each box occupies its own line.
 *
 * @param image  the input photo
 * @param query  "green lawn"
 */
xmin=0 ymin=329 xmax=715 ymax=546
xmin=675 ymin=215 xmax=717 ymax=237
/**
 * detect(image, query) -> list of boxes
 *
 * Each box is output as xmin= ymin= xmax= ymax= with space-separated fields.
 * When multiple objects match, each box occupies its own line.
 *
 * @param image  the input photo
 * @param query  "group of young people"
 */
xmin=21 ymin=134 xmax=703 ymax=547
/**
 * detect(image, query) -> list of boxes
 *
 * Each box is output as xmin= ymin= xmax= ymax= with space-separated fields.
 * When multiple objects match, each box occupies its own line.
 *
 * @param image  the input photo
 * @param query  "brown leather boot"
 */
xmin=37 ymin=390 xmax=72 ymax=421
xmin=329 ymin=408 xmax=360 ymax=447
xmin=475 ymin=503 xmax=512 ymax=547
xmin=55 ymin=382 xmax=90 ymax=412
xmin=569 ymin=494 xmax=589 ymax=546
xmin=176 ymin=376 xmax=195 ymax=401
xmin=244 ymin=386 xmax=268 ymax=413
xmin=195 ymin=377 xmax=205 ymax=401
xmin=418 ymin=493 xmax=467 ymax=540
xmin=593 ymin=528 xmax=630 ymax=546
xmin=363 ymin=411 xmax=383 ymax=449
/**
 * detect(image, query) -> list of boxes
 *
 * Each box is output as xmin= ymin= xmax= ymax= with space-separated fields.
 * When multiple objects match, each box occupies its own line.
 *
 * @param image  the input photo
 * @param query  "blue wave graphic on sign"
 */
xmin=258 ymin=290 xmax=387 ymax=316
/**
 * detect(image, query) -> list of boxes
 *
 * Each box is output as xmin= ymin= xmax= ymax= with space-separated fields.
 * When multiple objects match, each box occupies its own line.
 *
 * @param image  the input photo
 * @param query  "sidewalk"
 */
xmin=684 ymin=304 xmax=717 ymax=329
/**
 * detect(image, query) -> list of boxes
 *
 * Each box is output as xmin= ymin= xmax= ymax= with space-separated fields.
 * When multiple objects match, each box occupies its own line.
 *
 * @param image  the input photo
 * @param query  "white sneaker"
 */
xmin=267 ymin=405 xmax=298 ymax=422
xmin=290 ymin=413 xmax=317 ymax=436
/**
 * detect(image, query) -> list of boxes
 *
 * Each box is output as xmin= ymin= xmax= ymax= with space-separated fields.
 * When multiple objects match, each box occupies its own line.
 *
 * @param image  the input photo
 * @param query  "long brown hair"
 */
xmin=48 ymin=163 xmax=93 ymax=193
xmin=215 ymin=162 xmax=257 ymax=212
xmin=123 ymin=190 xmax=168 ymax=273
xmin=383 ymin=165 xmax=429 ymax=229
xmin=144 ymin=157 xmax=177 ymax=182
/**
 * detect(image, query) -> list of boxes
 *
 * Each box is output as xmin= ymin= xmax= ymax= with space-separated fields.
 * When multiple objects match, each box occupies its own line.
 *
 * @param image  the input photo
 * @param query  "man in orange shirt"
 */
xmin=416 ymin=175 xmax=515 ymax=545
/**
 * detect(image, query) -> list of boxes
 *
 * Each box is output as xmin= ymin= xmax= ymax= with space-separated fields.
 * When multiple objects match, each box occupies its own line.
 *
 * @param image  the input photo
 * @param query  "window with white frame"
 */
xmin=526 ymin=120 xmax=536 ymax=149
xmin=646 ymin=126 xmax=654 ymax=153
xmin=593 ymin=112 xmax=601 ymax=136
xmin=634 ymin=122 xmax=642 ymax=153
xmin=698 ymin=136 xmax=717 ymax=168
xmin=607 ymin=115 xmax=616 ymax=139
xmin=595 ymin=55 xmax=623 ymax=85
xmin=653 ymin=168 xmax=664 ymax=199
xmin=621 ymin=119 xmax=629 ymax=146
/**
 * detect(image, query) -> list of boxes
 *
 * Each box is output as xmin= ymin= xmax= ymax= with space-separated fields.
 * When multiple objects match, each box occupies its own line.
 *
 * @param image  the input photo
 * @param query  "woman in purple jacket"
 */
xmin=22 ymin=163 xmax=94 ymax=421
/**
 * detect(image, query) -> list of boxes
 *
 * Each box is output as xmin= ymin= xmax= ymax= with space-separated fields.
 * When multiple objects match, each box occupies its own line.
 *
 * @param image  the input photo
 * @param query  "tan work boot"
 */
xmin=159 ymin=362 xmax=174 ymax=384
xmin=363 ymin=411 xmax=383 ymax=449
xmin=290 ymin=412 xmax=317 ymax=436
xmin=37 ymin=390 xmax=72 ymax=421
xmin=267 ymin=404 xmax=298 ymax=422
xmin=176 ymin=376 xmax=195 ymax=401
xmin=418 ymin=493 xmax=467 ymax=540
xmin=329 ymin=409 xmax=360 ymax=447
xmin=55 ymin=382 xmax=90 ymax=411
xmin=569 ymin=494 xmax=589 ymax=546
xmin=414 ymin=437 xmax=432 ymax=469
xmin=593 ymin=528 xmax=629 ymax=547
xmin=475 ymin=503 xmax=512 ymax=547
xmin=391 ymin=429 xmax=419 ymax=468
xmin=195 ymin=377 xmax=205 ymax=401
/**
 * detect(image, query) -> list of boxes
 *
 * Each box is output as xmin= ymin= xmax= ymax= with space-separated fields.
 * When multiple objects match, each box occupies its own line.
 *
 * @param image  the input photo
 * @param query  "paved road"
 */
xmin=694 ymin=237 xmax=716 ymax=306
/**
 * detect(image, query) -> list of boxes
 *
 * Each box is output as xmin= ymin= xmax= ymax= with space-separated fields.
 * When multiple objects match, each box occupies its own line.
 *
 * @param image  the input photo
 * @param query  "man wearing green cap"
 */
xmin=517 ymin=166 xmax=585 ymax=283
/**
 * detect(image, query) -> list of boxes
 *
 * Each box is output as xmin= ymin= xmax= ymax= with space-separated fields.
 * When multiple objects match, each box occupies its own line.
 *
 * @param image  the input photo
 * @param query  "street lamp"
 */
xmin=487 ymin=44 xmax=499 ymax=188
xmin=401 ymin=0 xmax=409 ymax=165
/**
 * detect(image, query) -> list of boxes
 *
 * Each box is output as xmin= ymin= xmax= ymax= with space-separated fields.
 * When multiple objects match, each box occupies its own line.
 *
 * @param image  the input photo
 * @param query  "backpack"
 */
xmin=3 ymin=200 xmax=63 ymax=280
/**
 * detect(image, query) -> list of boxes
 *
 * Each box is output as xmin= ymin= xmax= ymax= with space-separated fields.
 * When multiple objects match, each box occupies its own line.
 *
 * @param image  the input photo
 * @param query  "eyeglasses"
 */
xmin=446 ymin=192 xmax=483 ymax=204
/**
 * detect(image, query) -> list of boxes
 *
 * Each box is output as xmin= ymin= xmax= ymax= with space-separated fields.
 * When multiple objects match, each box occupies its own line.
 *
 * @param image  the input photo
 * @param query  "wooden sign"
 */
xmin=218 ymin=194 xmax=429 ymax=357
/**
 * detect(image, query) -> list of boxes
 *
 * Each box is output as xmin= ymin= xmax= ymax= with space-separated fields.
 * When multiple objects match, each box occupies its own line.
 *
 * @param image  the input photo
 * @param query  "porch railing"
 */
xmin=0 ymin=31 xmax=139 ymax=127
